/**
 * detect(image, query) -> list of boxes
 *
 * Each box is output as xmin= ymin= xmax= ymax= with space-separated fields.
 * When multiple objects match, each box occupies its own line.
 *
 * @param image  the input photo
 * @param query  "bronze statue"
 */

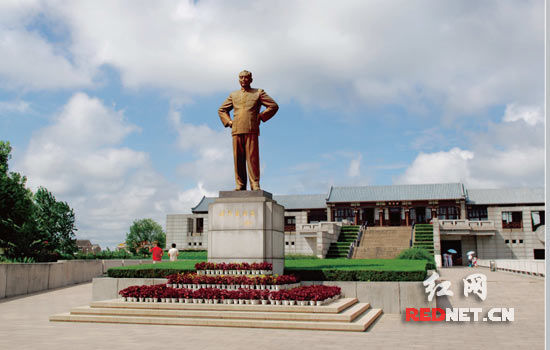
xmin=218 ymin=70 xmax=279 ymax=191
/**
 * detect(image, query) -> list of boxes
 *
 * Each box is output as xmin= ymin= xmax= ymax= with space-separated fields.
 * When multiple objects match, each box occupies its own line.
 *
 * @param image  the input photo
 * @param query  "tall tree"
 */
xmin=0 ymin=141 xmax=37 ymax=259
xmin=125 ymin=218 xmax=166 ymax=254
xmin=0 ymin=141 xmax=78 ymax=261
xmin=34 ymin=187 xmax=78 ymax=257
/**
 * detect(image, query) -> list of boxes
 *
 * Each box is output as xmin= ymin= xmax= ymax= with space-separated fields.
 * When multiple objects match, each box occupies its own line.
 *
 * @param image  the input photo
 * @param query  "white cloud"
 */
xmin=396 ymin=148 xmax=474 ymax=184
xmin=397 ymin=104 xmax=544 ymax=187
xmin=169 ymin=104 xmax=234 ymax=191
xmin=16 ymin=93 xmax=208 ymax=248
xmin=503 ymin=103 xmax=543 ymax=126
xmin=348 ymin=154 xmax=362 ymax=177
xmin=0 ymin=99 xmax=30 ymax=114
xmin=1 ymin=1 xmax=542 ymax=116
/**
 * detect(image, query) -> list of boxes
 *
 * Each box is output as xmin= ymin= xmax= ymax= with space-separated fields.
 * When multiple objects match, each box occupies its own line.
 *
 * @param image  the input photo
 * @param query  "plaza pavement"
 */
xmin=0 ymin=267 xmax=544 ymax=350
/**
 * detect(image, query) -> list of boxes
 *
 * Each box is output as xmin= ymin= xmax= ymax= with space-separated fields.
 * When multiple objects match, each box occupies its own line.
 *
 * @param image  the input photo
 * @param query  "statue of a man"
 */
xmin=218 ymin=70 xmax=279 ymax=191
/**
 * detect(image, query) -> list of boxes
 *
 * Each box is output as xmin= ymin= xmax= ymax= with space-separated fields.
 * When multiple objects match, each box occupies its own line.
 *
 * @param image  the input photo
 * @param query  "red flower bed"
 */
xmin=166 ymin=273 xmax=299 ymax=286
xmin=119 ymin=284 xmax=341 ymax=304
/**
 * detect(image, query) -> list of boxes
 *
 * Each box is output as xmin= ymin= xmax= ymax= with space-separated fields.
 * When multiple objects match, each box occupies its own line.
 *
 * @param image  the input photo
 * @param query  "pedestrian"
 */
xmin=467 ymin=254 xmax=473 ymax=267
xmin=149 ymin=242 xmax=163 ymax=264
xmin=473 ymin=256 xmax=478 ymax=267
xmin=443 ymin=253 xmax=449 ymax=267
xmin=168 ymin=243 xmax=179 ymax=262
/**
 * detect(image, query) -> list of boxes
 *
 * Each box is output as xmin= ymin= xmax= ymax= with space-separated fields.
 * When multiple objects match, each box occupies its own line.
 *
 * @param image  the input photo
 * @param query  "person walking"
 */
xmin=168 ymin=243 xmax=179 ymax=262
xmin=149 ymin=242 xmax=163 ymax=264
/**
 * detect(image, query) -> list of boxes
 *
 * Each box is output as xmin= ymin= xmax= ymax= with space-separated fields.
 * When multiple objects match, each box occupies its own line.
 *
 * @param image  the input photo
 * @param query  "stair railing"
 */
xmin=409 ymin=222 xmax=415 ymax=247
xmin=347 ymin=222 xmax=366 ymax=259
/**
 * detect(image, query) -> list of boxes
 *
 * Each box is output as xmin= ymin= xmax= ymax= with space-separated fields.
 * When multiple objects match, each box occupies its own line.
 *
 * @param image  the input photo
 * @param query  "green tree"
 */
xmin=125 ymin=218 xmax=166 ymax=255
xmin=0 ymin=141 xmax=38 ymax=259
xmin=34 ymin=187 xmax=78 ymax=257
xmin=0 ymin=141 xmax=78 ymax=261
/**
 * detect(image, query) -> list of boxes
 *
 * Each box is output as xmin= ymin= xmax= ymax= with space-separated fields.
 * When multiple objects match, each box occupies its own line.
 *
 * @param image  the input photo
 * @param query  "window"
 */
xmin=519 ymin=240 xmax=523 ymax=244
xmin=188 ymin=242 xmax=192 ymax=246
xmin=438 ymin=206 xmax=458 ymax=220
xmin=531 ymin=211 xmax=545 ymax=231
xmin=512 ymin=239 xmax=517 ymax=244
xmin=505 ymin=239 xmax=510 ymax=244
xmin=198 ymin=242 xmax=202 ymax=246
xmin=291 ymin=241 xmax=295 ymax=245
xmin=335 ymin=208 xmax=354 ymax=222
xmin=284 ymin=216 xmax=296 ymax=231
xmin=285 ymin=242 xmax=289 ymax=246
xmin=196 ymin=218 xmax=204 ymax=233
xmin=502 ymin=211 xmax=522 ymax=229
xmin=534 ymin=249 xmax=545 ymax=259
xmin=468 ymin=206 xmax=488 ymax=221
xmin=308 ymin=209 xmax=327 ymax=223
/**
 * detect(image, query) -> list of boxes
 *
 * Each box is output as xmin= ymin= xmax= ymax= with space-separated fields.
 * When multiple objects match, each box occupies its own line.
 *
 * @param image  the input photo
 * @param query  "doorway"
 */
xmin=389 ymin=208 xmax=401 ymax=226
xmin=441 ymin=240 xmax=463 ymax=266
xmin=362 ymin=208 xmax=375 ymax=226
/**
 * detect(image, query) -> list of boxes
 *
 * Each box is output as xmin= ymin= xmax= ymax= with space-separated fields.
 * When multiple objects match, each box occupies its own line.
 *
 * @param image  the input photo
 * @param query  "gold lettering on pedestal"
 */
xmin=250 ymin=210 xmax=255 ymax=217
xmin=243 ymin=210 xmax=247 ymax=216
xmin=235 ymin=210 xmax=240 ymax=217
xmin=227 ymin=210 xmax=232 ymax=216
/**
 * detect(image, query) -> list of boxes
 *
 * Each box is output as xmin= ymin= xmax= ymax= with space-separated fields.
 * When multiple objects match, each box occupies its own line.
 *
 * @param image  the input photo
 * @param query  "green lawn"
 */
xmin=285 ymin=258 xmax=427 ymax=271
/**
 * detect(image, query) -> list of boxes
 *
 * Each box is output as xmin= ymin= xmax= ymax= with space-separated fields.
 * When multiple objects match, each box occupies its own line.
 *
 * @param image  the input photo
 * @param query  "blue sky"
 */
xmin=0 ymin=1 xmax=544 ymax=249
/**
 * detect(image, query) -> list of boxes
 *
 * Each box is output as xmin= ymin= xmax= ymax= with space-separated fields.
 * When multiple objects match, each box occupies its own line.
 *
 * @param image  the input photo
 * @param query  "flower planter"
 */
xmin=309 ymin=301 xmax=316 ymax=306
xmin=316 ymin=301 xmax=323 ymax=306
xmin=251 ymin=300 xmax=260 ymax=305
xmin=261 ymin=300 xmax=269 ymax=305
xmin=289 ymin=300 xmax=296 ymax=306
xmin=298 ymin=301 xmax=307 ymax=306
xmin=282 ymin=300 xmax=289 ymax=306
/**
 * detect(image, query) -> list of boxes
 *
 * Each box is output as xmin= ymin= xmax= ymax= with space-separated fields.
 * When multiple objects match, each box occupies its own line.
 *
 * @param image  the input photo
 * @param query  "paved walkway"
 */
xmin=0 ymin=267 xmax=544 ymax=350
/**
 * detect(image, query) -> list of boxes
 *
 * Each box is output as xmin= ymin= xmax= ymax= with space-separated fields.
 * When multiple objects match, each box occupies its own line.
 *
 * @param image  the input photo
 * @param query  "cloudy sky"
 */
xmin=0 ymin=0 xmax=544 ymax=249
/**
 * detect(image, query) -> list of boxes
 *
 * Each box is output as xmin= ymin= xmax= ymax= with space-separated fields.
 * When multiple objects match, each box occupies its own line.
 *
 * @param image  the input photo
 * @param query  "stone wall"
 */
xmin=0 ymin=259 xmax=146 ymax=299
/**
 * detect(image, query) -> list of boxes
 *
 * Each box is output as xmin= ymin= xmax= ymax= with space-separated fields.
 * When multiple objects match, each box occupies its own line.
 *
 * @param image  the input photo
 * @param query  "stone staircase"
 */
xmin=50 ymin=297 xmax=382 ymax=332
xmin=326 ymin=225 xmax=360 ymax=258
xmin=353 ymin=226 xmax=411 ymax=259
xmin=412 ymin=224 xmax=434 ymax=255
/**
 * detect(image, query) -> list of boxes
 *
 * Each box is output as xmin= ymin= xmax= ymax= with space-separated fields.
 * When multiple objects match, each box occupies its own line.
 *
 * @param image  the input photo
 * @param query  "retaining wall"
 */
xmin=91 ymin=277 xmax=434 ymax=314
xmin=477 ymin=259 xmax=545 ymax=276
xmin=0 ymin=259 xmax=146 ymax=299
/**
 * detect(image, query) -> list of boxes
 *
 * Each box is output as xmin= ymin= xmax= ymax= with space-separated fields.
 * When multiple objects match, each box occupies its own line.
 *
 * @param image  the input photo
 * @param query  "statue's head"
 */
xmin=238 ymin=70 xmax=253 ymax=89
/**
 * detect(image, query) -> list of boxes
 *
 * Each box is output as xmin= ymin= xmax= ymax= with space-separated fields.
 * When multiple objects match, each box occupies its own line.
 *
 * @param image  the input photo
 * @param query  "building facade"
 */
xmin=165 ymin=183 xmax=545 ymax=262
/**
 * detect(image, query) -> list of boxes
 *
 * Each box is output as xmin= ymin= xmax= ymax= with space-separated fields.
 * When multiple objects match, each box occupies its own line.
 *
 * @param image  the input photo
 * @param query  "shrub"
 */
xmin=397 ymin=247 xmax=435 ymax=270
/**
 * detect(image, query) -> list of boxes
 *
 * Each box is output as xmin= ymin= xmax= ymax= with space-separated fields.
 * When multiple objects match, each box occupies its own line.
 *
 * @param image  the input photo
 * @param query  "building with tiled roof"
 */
xmin=166 ymin=183 xmax=545 ymax=264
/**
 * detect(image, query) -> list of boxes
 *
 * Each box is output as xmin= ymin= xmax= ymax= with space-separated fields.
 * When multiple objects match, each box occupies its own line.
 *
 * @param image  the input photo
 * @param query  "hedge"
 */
xmin=284 ymin=269 xmax=426 ymax=282
xmin=107 ymin=268 xmax=426 ymax=281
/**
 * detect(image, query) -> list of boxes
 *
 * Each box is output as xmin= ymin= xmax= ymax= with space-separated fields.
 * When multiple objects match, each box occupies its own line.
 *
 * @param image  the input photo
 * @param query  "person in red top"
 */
xmin=150 ymin=242 xmax=163 ymax=264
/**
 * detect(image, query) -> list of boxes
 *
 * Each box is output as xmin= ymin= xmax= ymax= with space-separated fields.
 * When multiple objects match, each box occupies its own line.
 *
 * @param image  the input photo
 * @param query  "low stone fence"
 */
xmin=92 ymin=277 xmax=434 ymax=314
xmin=477 ymin=259 xmax=545 ymax=276
xmin=0 ymin=259 xmax=147 ymax=299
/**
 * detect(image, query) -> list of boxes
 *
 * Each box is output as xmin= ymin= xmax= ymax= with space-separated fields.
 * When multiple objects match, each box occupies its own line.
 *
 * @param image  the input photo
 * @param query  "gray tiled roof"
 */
xmin=326 ymin=183 xmax=466 ymax=202
xmin=191 ymin=196 xmax=216 ymax=213
xmin=466 ymin=188 xmax=544 ymax=205
xmin=273 ymin=194 xmax=326 ymax=210
xmin=191 ymin=194 xmax=326 ymax=213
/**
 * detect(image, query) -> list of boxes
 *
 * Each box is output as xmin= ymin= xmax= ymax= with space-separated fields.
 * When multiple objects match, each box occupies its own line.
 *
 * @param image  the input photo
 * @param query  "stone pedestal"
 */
xmin=207 ymin=190 xmax=285 ymax=275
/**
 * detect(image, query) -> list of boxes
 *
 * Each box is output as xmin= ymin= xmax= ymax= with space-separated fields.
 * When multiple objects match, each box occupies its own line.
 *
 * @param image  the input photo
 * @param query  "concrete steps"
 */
xmin=354 ymin=226 xmax=411 ymax=259
xmin=50 ymin=297 xmax=382 ymax=332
